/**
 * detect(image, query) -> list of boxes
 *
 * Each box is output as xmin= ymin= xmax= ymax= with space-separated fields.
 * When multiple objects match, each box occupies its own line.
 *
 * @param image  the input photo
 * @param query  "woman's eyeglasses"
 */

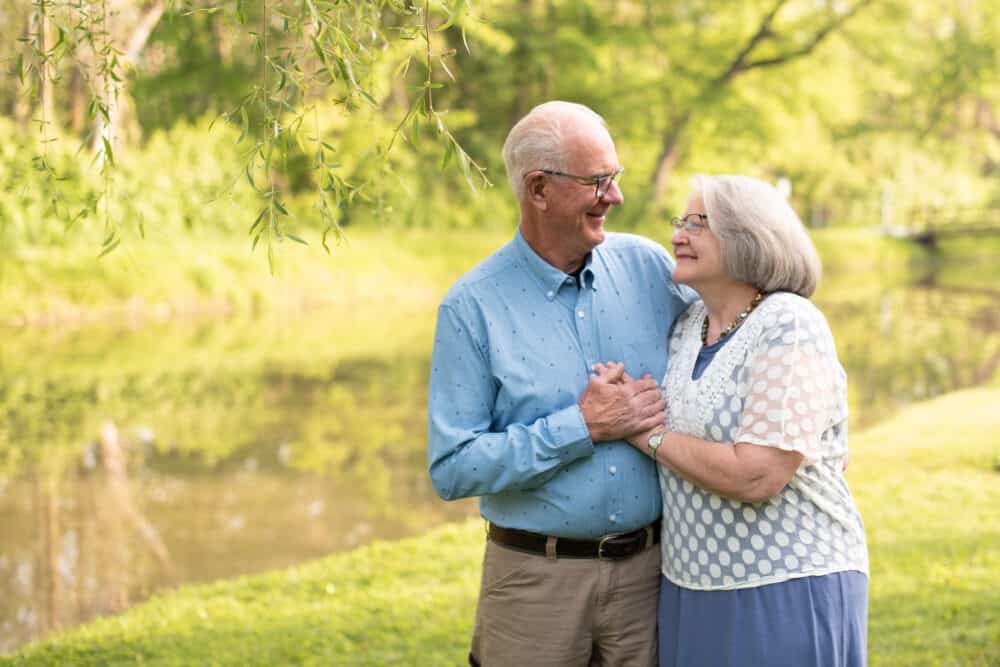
xmin=670 ymin=213 xmax=709 ymax=234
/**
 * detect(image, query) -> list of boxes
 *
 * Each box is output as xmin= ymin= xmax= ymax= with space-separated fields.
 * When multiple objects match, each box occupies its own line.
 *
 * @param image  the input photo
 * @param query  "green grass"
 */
xmin=7 ymin=387 xmax=999 ymax=666
xmin=0 ymin=227 xmax=508 ymax=327
xmin=851 ymin=387 xmax=1000 ymax=666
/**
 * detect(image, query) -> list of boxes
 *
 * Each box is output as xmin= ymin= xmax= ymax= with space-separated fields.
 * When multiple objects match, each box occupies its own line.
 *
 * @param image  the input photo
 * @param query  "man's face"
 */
xmin=544 ymin=125 xmax=624 ymax=256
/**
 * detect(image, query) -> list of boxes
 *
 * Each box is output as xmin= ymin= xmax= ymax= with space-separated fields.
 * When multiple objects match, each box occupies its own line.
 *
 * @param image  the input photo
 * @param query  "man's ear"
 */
xmin=525 ymin=173 xmax=548 ymax=212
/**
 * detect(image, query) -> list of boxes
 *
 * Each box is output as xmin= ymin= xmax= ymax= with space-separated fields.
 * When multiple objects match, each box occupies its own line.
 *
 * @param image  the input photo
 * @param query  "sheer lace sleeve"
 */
xmin=734 ymin=297 xmax=848 ymax=464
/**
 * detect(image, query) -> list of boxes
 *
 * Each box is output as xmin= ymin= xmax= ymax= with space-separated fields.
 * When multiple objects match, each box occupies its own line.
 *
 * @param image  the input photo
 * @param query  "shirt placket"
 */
xmin=574 ymin=283 xmax=621 ymax=532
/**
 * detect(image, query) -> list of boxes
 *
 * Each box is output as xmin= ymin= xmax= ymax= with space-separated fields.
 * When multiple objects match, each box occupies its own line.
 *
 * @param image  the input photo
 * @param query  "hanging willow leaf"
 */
xmin=249 ymin=206 xmax=267 ymax=235
xmin=101 ymin=137 xmax=115 ymax=167
xmin=238 ymin=106 xmax=249 ymax=143
xmin=98 ymin=235 xmax=121 ymax=258
xmin=439 ymin=57 xmax=456 ymax=82
xmin=442 ymin=138 xmax=454 ymax=169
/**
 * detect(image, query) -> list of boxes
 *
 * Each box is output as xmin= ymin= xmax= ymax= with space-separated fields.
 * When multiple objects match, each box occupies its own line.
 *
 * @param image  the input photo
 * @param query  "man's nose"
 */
xmin=600 ymin=180 xmax=624 ymax=205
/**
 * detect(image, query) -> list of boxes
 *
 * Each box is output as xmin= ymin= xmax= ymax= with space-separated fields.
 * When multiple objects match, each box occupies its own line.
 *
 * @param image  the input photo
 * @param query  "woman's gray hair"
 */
xmin=502 ymin=101 xmax=608 ymax=202
xmin=691 ymin=174 xmax=821 ymax=298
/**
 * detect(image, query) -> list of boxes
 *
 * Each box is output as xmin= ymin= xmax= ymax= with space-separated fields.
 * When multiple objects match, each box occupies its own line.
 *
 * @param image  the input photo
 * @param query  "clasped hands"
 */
xmin=578 ymin=361 xmax=665 ymax=443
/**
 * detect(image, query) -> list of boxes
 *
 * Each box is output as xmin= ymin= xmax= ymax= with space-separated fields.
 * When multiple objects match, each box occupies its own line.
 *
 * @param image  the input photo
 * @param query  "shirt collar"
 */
xmin=515 ymin=228 xmax=597 ymax=301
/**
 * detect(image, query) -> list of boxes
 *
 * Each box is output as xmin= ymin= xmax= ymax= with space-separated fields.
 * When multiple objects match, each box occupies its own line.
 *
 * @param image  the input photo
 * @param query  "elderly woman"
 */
xmin=598 ymin=175 xmax=868 ymax=666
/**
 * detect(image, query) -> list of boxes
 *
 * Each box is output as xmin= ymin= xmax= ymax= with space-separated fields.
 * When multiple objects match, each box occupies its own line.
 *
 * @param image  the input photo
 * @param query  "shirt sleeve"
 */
xmin=427 ymin=302 xmax=595 ymax=501
xmin=734 ymin=300 xmax=848 ymax=465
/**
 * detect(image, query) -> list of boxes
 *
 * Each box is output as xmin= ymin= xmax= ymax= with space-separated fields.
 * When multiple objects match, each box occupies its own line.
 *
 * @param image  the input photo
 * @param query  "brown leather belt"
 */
xmin=488 ymin=519 xmax=660 ymax=561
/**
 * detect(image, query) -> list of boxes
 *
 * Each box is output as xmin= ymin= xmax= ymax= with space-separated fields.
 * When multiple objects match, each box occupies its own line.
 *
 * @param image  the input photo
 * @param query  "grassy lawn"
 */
xmin=1 ymin=225 xmax=936 ymax=328
xmin=6 ymin=386 xmax=999 ymax=666
xmin=0 ymin=227 xmax=507 ymax=327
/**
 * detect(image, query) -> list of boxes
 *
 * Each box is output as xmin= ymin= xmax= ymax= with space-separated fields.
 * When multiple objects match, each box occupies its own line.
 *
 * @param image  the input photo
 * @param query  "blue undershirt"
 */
xmin=691 ymin=322 xmax=742 ymax=380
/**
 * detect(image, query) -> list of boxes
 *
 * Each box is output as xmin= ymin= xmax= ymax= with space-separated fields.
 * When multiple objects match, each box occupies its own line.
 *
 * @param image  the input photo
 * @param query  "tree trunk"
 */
xmin=647 ymin=0 xmax=871 ymax=208
xmin=651 ymin=113 xmax=692 ymax=207
xmin=38 ymin=0 xmax=55 ymax=130
xmin=509 ymin=0 xmax=535 ymax=129
xmin=69 ymin=66 xmax=87 ymax=134
xmin=92 ymin=1 xmax=166 ymax=152
xmin=13 ymin=18 xmax=32 ymax=129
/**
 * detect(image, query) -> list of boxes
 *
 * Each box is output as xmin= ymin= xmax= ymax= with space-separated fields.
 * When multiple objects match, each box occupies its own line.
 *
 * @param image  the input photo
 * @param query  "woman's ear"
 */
xmin=525 ymin=173 xmax=548 ymax=212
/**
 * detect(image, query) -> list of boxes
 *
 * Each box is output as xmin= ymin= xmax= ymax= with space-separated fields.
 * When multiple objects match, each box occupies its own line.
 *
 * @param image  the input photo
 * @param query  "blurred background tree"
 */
xmin=2 ymin=0 xmax=999 ymax=255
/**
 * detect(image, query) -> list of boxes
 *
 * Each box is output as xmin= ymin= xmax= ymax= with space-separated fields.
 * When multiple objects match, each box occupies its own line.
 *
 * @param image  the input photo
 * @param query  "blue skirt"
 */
xmin=658 ymin=571 xmax=868 ymax=667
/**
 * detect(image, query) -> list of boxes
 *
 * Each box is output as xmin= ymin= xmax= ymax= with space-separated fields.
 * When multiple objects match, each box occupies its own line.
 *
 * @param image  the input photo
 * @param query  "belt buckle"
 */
xmin=597 ymin=532 xmax=624 ymax=561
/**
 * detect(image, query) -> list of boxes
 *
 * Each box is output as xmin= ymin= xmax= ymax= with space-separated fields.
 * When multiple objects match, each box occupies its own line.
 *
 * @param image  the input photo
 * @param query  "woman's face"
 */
xmin=671 ymin=193 xmax=725 ymax=289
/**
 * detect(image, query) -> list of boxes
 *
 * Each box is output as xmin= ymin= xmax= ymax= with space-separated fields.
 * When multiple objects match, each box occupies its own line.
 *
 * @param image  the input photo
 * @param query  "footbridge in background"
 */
xmin=881 ymin=204 xmax=1000 ymax=248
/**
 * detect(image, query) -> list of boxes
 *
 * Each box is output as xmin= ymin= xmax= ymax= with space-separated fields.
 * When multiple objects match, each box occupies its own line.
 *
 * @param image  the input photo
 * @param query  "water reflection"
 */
xmin=817 ymin=266 xmax=1000 ymax=426
xmin=1 ymin=260 xmax=998 ymax=652
xmin=0 ymin=308 xmax=479 ymax=652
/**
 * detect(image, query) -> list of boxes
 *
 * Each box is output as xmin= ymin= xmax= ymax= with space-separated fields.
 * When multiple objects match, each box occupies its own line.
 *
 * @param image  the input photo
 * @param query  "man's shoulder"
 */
xmin=440 ymin=237 xmax=518 ymax=309
xmin=598 ymin=232 xmax=671 ymax=260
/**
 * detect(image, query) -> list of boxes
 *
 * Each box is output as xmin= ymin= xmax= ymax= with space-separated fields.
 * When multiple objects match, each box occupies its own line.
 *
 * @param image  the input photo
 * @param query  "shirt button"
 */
xmin=546 ymin=290 xmax=554 ymax=298
xmin=577 ymin=310 xmax=585 ymax=318
xmin=609 ymin=513 xmax=617 ymax=522
xmin=609 ymin=466 xmax=617 ymax=475
xmin=565 ymin=277 xmax=573 ymax=284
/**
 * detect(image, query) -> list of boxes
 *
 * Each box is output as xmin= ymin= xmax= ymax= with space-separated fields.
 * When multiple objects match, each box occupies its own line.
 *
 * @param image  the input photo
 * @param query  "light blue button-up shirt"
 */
xmin=428 ymin=228 xmax=695 ymax=538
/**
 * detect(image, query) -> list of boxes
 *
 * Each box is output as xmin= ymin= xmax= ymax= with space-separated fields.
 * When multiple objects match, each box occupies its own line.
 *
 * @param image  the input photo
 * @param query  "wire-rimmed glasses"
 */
xmin=535 ymin=166 xmax=625 ymax=200
xmin=670 ymin=213 xmax=709 ymax=234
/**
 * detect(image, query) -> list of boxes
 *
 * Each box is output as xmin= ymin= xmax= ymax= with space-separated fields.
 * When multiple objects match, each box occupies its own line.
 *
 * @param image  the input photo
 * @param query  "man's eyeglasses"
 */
xmin=670 ymin=213 xmax=709 ymax=235
xmin=535 ymin=166 xmax=625 ymax=200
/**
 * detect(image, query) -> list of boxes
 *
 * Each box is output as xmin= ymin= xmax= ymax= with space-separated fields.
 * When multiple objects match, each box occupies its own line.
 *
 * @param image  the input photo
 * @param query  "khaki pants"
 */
xmin=470 ymin=539 xmax=661 ymax=667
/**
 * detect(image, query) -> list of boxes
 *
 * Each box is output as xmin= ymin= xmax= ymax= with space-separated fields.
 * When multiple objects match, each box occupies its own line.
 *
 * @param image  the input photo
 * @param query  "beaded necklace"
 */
xmin=701 ymin=291 xmax=765 ymax=346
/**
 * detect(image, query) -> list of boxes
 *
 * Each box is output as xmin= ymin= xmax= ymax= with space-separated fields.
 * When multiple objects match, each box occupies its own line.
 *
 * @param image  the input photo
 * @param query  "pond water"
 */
xmin=1 ymin=253 xmax=998 ymax=653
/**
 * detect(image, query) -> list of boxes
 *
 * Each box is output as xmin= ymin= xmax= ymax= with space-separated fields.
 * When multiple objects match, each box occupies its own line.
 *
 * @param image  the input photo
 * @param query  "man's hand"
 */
xmin=578 ymin=362 xmax=665 ymax=443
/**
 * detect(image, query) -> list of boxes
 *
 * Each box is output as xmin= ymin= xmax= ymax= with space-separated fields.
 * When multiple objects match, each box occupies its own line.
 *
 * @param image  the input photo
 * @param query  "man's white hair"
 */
xmin=502 ymin=101 xmax=608 ymax=202
xmin=691 ymin=174 xmax=822 ymax=298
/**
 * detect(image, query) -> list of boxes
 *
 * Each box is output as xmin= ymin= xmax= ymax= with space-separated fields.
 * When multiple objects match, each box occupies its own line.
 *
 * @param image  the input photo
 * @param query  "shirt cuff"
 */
xmin=546 ymin=405 xmax=594 ymax=461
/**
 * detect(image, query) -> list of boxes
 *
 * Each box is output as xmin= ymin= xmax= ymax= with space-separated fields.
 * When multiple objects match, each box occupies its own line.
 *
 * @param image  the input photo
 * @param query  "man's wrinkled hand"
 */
xmin=578 ymin=362 xmax=665 ymax=443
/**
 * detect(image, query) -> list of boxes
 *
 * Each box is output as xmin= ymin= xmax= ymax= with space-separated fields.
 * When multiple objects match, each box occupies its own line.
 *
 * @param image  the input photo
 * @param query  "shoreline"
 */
xmin=0 ymin=226 xmax=937 ymax=331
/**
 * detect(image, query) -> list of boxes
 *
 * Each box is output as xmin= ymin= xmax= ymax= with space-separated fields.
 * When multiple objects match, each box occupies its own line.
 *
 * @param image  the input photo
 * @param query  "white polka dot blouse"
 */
xmin=658 ymin=292 xmax=869 ymax=590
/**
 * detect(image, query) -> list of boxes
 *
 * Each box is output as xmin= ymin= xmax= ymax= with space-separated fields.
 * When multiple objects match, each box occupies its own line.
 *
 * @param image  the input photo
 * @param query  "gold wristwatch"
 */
xmin=647 ymin=431 xmax=665 ymax=459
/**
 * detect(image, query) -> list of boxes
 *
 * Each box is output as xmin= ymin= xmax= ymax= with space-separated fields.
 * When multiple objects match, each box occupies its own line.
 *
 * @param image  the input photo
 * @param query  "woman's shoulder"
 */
xmin=758 ymin=292 xmax=828 ymax=326
xmin=753 ymin=292 xmax=836 ymax=353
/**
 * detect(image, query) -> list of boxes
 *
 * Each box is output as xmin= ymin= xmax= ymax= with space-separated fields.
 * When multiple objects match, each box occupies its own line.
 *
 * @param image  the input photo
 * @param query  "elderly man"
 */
xmin=428 ymin=101 xmax=694 ymax=666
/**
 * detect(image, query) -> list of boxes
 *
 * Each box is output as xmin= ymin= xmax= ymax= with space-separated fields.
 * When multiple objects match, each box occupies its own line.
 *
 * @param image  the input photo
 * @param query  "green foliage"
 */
xmin=5 ymin=0 xmax=1000 ymax=252
xmin=7 ymin=387 xmax=999 ymax=665
xmin=0 ymin=116 xmax=261 ymax=250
